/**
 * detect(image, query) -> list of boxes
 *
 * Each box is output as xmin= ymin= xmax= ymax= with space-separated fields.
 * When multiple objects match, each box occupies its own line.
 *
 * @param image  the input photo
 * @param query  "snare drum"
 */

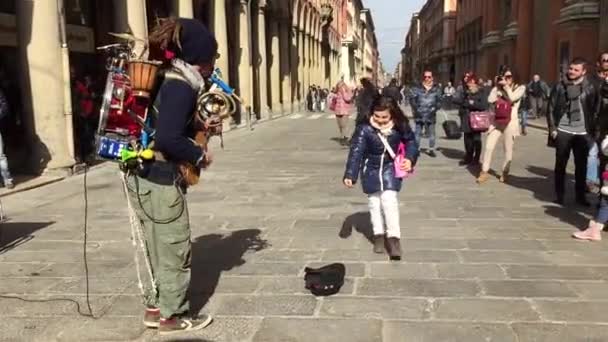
xmin=128 ymin=60 xmax=161 ymax=98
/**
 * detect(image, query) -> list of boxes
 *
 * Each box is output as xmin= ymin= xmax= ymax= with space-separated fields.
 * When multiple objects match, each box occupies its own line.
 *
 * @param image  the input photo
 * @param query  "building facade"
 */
xmin=0 ymin=0 xmax=378 ymax=175
xmin=417 ymin=0 xmax=457 ymax=84
xmin=401 ymin=12 xmax=421 ymax=85
xmin=455 ymin=0 xmax=607 ymax=84
xmin=406 ymin=0 xmax=608 ymax=87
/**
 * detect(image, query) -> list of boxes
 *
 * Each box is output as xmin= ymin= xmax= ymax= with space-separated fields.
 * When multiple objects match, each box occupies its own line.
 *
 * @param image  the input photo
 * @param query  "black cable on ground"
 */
xmin=82 ymin=165 xmax=96 ymax=318
xmin=0 ymin=165 xmax=97 ymax=319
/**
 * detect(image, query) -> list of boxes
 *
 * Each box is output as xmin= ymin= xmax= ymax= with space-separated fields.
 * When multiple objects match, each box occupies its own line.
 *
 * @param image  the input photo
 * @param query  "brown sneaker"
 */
xmin=143 ymin=308 xmax=160 ymax=328
xmin=386 ymin=237 xmax=402 ymax=261
xmin=159 ymin=315 xmax=213 ymax=336
xmin=373 ymin=235 xmax=385 ymax=254
xmin=476 ymin=171 xmax=489 ymax=184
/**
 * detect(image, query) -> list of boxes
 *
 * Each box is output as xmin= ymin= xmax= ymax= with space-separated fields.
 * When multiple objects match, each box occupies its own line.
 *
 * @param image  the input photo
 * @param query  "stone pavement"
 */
xmin=1 ymin=110 xmax=608 ymax=341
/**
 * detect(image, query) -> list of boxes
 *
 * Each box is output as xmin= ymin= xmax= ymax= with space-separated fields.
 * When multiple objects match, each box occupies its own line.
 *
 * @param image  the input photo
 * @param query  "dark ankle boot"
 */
xmin=373 ymin=235 xmax=385 ymax=254
xmin=387 ymin=237 xmax=402 ymax=261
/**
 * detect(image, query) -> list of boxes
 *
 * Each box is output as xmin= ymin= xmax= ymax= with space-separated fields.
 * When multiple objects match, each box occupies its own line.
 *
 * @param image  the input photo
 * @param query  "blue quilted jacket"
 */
xmin=344 ymin=123 xmax=419 ymax=194
xmin=409 ymin=83 xmax=443 ymax=123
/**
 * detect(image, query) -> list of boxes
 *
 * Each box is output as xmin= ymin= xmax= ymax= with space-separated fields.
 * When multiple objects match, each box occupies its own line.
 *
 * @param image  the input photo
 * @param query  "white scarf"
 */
xmin=170 ymin=58 xmax=205 ymax=92
xmin=370 ymin=117 xmax=394 ymax=136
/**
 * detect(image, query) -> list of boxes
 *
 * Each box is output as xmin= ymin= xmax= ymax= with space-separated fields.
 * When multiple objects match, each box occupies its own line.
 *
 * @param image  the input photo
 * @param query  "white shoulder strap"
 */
xmin=377 ymin=133 xmax=396 ymax=159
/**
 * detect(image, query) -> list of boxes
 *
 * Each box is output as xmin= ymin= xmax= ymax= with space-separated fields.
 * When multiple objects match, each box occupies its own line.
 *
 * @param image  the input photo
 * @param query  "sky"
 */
xmin=364 ymin=0 xmax=426 ymax=73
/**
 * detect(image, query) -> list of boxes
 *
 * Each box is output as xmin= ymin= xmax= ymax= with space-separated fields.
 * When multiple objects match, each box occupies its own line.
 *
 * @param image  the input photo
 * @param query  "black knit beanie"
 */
xmin=177 ymin=18 xmax=218 ymax=65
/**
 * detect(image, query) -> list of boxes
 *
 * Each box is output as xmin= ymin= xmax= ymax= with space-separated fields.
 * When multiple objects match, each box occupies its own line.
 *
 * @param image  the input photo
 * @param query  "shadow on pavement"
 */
xmin=438 ymin=147 xmax=465 ymax=160
xmin=329 ymin=137 xmax=350 ymax=148
xmin=189 ymin=229 xmax=268 ymax=316
xmin=339 ymin=211 xmax=373 ymax=244
xmin=0 ymin=221 xmax=55 ymax=254
xmin=161 ymin=339 xmax=213 ymax=342
xmin=506 ymin=165 xmax=592 ymax=228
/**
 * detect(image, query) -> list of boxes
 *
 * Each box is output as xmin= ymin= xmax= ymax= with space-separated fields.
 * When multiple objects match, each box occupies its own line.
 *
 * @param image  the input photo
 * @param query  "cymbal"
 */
xmin=108 ymin=32 xmax=146 ymax=42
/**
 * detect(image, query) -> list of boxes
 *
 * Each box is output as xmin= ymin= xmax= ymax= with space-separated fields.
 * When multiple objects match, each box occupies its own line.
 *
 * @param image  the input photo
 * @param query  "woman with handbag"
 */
xmin=343 ymin=96 xmax=419 ymax=260
xmin=453 ymin=73 xmax=489 ymax=166
xmin=477 ymin=66 xmax=525 ymax=184
xmin=333 ymin=81 xmax=354 ymax=145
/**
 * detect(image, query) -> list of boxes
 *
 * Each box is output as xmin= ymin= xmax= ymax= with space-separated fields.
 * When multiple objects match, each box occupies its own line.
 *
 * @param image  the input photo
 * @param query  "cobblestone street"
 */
xmin=1 ymin=111 xmax=608 ymax=341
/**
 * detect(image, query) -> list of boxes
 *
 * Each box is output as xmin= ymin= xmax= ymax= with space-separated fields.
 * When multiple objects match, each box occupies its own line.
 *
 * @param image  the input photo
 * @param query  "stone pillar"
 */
xmin=257 ymin=2 xmax=269 ymax=118
xmin=113 ymin=0 xmax=148 ymax=58
xmin=212 ymin=0 xmax=230 ymax=82
xmin=309 ymin=34 xmax=314 ymax=87
xmin=299 ymin=29 xmax=306 ymax=103
xmin=341 ymin=43 xmax=351 ymax=85
xmin=601 ymin=0 xmax=608 ymax=51
xmin=317 ymin=38 xmax=323 ymax=86
xmin=17 ymin=0 xmax=74 ymax=171
xmin=269 ymin=17 xmax=282 ymax=114
xmin=290 ymin=26 xmax=300 ymax=110
xmin=238 ymin=1 xmax=252 ymax=116
xmin=279 ymin=19 xmax=292 ymax=113
xmin=172 ymin=0 xmax=194 ymax=18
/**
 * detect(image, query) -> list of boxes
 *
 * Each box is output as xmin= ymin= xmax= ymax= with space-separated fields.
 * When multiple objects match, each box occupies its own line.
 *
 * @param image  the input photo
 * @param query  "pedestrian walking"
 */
xmin=527 ymin=74 xmax=550 ymax=119
xmin=355 ymin=77 xmax=378 ymax=125
xmin=443 ymin=81 xmax=456 ymax=110
xmin=453 ymin=73 xmax=488 ymax=167
xmin=547 ymin=57 xmax=600 ymax=206
xmin=573 ymin=52 xmax=608 ymax=240
xmin=319 ymin=88 xmax=328 ymax=112
xmin=343 ymin=96 xmax=419 ymax=260
xmin=0 ymin=86 xmax=14 ymax=189
xmin=332 ymin=80 xmax=354 ymax=145
xmin=477 ymin=65 xmax=525 ymax=184
xmin=585 ymin=52 xmax=608 ymax=193
xmin=409 ymin=70 xmax=443 ymax=157
xmin=519 ymin=87 xmax=530 ymax=136
xmin=382 ymin=78 xmax=402 ymax=105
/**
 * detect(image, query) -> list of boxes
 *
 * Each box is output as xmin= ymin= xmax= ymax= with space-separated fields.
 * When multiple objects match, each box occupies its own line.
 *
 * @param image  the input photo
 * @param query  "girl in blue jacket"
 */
xmin=343 ymin=96 xmax=419 ymax=260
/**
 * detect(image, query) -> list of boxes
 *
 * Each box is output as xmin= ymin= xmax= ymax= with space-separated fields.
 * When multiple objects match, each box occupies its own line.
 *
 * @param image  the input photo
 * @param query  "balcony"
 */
xmin=480 ymin=30 xmax=501 ymax=48
xmin=556 ymin=0 xmax=600 ymax=25
xmin=502 ymin=21 xmax=519 ymax=40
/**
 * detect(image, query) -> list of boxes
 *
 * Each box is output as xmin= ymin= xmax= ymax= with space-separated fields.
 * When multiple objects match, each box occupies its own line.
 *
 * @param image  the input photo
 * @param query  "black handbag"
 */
xmin=304 ymin=263 xmax=345 ymax=296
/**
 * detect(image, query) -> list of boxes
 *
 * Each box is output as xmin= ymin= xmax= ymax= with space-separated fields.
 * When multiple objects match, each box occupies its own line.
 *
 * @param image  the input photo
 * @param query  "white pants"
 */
xmin=368 ymin=190 xmax=401 ymax=238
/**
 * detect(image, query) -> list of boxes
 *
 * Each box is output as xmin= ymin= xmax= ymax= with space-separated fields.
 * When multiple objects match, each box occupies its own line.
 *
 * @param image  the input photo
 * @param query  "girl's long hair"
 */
xmin=369 ymin=95 xmax=410 ymax=133
xmin=148 ymin=17 xmax=182 ymax=62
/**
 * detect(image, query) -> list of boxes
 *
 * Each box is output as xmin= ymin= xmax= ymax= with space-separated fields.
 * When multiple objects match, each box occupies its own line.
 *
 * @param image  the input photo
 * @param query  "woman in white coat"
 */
xmin=477 ymin=66 xmax=525 ymax=184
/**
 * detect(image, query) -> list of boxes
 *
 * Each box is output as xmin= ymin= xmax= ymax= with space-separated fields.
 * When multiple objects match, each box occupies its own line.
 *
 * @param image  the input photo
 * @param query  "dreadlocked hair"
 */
xmin=148 ymin=17 xmax=182 ymax=61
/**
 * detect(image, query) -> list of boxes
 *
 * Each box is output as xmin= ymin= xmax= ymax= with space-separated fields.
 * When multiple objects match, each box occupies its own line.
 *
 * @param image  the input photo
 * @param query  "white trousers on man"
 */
xmin=368 ymin=190 xmax=401 ymax=239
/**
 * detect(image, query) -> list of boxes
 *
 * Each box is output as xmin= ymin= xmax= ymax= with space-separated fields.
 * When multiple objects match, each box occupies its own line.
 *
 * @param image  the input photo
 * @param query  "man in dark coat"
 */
xmin=355 ymin=77 xmax=378 ymax=125
xmin=382 ymin=78 xmax=402 ymax=104
xmin=409 ymin=70 xmax=443 ymax=157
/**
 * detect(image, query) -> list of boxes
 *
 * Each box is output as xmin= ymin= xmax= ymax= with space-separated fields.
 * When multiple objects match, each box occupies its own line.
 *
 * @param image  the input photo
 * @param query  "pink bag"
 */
xmin=394 ymin=142 xmax=408 ymax=179
xmin=469 ymin=111 xmax=492 ymax=132
xmin=377 ymin=133 xmax=413 ymax=179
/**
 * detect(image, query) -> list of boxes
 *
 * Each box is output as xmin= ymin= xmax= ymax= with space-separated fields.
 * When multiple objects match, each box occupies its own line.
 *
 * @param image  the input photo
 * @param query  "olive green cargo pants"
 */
xmin=127 ymin=175 xmax=191 ymax=319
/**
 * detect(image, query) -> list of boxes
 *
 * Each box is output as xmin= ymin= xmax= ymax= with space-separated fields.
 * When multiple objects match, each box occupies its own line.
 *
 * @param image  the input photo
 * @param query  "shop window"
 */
xmin=559 ymin=41 xmax=570 ymax=78
xmin=0 ymin=1 xmax=15 ymax=14
xmin=65 ymin=0 xmax=94 ymax=26
xmin=147 ymin=0 xmax=172 ymax=25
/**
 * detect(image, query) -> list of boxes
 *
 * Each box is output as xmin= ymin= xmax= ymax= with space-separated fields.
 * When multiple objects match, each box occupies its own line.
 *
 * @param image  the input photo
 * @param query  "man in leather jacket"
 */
xmin=547 ymin=57 xmax=600 ymax=206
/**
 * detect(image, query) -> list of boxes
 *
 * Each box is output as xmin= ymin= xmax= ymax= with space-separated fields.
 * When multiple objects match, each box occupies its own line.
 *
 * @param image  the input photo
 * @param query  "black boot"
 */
xmin=386 ymin=237 xmax=402 ymax=261
xmin=373 ymin=235 xmax=385 ymax=254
